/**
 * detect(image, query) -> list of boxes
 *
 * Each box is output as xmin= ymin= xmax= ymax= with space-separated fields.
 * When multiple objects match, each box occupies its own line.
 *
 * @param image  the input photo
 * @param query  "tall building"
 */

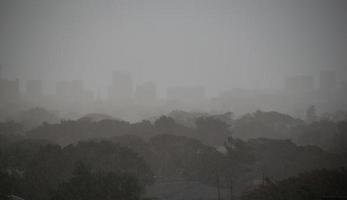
xmin=135 ymin=81 xmax=157 ymax=105
xmin=319 ymin=70 xmax=336 ymax=91
xmin=0 ymin=79 xmax=20 ymax=102
xmin=26 ymin=80 xmax=43 ymax=98
xmin=285 ymin=75 xmax=314 ymax=93
xmin=56 ymin=81 xmax=71 ymax=98
xmin=109 ymin=71 xmax=133 ymax=104
xmin=70 ymin=80 xmax=84 ymax=97
xmin=56 ymin=80 xmax=91 ymax=102
xmin=0 ymin=66 xmax=20 ymax=102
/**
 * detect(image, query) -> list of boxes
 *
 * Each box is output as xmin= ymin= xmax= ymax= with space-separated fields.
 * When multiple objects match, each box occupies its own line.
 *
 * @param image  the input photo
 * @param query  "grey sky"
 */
xmin=1 ymin=0 xmax=347 ymax=96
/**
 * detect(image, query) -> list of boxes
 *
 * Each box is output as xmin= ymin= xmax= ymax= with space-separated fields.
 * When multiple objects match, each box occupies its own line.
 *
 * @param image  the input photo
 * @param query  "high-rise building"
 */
xmin=56 ymin=80 xmax=91 ymax=102
xmin=56 ymin=81 xmax=70 ymax=98
xmin=0 ymin=66 xmax=20 ymax=102
xmin=70 ymin=80 xmax=84 ymax=97
xmin=0 ymin=79 xmax=20 ymax=102
xmin=109 ymin=71 xmax=133 ymax=104
xmin=319 ymin=70 xmax=336 ymax=91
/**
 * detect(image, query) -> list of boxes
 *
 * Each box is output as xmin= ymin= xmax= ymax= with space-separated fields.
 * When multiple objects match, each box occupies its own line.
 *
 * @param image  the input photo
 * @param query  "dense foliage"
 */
xmin=1 ymin=110 xmax=347 ymax=199
xmin=51 ymin=163 xmax=142 ymax=200
xmin=0 ymin=128 xmax=153 ymax=200
xmin=241 ymin=168 xmax=347 ymax=200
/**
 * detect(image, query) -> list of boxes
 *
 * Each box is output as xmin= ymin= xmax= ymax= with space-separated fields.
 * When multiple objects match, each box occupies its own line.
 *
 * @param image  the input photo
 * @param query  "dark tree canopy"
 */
xmin=241 ymin=168 xmax=347 ymax=200
xmin=51 ymin=163 xmax=143 ymax=200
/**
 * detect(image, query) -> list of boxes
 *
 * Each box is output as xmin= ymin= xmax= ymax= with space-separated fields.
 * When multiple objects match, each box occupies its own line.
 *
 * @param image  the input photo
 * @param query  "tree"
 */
xmin=154 ymin=116 xmax=177 ymax=131
xmin=0 ymin=170 xmax=18 ymax=199
xmin=51 ymin=162 xmax=143 ymax=200
xmin=224 ymin=138 xmax=255 ymax=200
xmin=14 ymin=140 xmax=153 ymax=200
xmin=241 ymin=168 xmax=347 ymax=200
xmin=196 ymin=116 xmax=231 ymax=146
xmin=233 ymin=110 xmax=302 ymax=139
xmin=335 ymin=121 xmax=347 ymax=155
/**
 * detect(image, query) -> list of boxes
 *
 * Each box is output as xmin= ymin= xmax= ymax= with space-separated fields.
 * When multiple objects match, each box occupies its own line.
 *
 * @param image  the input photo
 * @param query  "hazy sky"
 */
xmin=1 ymin=0 xmax=347 ymax=96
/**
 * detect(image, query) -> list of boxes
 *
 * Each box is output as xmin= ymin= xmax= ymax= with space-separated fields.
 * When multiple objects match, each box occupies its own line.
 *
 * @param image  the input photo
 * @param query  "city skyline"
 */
xmin=1 ymin=0 xmax=347 ymax=97
xmin=1 ymin=68 xmax=344 ymax=100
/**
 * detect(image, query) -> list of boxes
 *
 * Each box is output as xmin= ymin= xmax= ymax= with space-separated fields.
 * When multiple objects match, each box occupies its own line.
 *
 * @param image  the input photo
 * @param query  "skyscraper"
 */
xmin=109 ymin=71 xmax=133 ymax=104
xmin=56 ymin=80 xmax=91 ymax=102
xmin=0 ymin=79 xmax=20 ymax=102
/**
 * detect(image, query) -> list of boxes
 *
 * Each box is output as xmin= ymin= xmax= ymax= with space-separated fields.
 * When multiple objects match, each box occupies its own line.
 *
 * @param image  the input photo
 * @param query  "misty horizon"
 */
xmin=1 ymin=0 xmax=347 ymax=97
xmin=1 ymin=1 xmax=347 ymax=200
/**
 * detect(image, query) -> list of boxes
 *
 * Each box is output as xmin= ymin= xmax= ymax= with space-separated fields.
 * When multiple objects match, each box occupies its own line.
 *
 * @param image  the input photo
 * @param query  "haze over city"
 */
xmin=1 ymin=0 xmax=347 ymax=96
xmin=1 ymin=1 xmax=347 ymax=200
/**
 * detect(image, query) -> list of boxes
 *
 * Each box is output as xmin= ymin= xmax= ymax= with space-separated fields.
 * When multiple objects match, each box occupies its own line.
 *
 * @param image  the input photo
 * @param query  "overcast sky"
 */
xmin=1 ymin=0 xmax=346 ymax=96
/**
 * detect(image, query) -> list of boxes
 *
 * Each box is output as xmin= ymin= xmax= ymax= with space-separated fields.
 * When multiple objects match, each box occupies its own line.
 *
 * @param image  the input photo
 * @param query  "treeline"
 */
xmin=25 ymin=114 xmax=231 ymax=146
xmin=241 ymin=168 xmax=347 ymax=200
xmin=0 ymin=132 xmax=153 ymax=200
xmin=25 ymin=110 xmax=347 ymax=155
xmin=1 ymin=109 xmax=347 ymax=199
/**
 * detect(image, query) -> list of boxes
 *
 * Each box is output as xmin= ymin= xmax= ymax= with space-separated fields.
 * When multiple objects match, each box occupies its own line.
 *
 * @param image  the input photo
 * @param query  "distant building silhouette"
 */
xmin=0 ymin=79 xmax=20 ymax=102
xmin=56 ymin=81 xmax=72 ymax=98
xmin=70 ymin=80 xmax=84 ymax=98
xmin=109 ymin=71 xmax=133 ymax=104
xmin=319 ymin=70 xmax=336 ymax=91
xmin=56 ymin=80 xmax=92 ymax=103
xmin=0 ymin=66 xmax=20 ymax=103
xmin=285 ymin=75 xmax=314 ymax=93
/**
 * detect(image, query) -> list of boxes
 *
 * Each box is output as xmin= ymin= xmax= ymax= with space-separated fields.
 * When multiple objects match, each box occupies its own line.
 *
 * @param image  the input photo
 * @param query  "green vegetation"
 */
xmin=1 ymin=110 xmax=347 ymax=199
